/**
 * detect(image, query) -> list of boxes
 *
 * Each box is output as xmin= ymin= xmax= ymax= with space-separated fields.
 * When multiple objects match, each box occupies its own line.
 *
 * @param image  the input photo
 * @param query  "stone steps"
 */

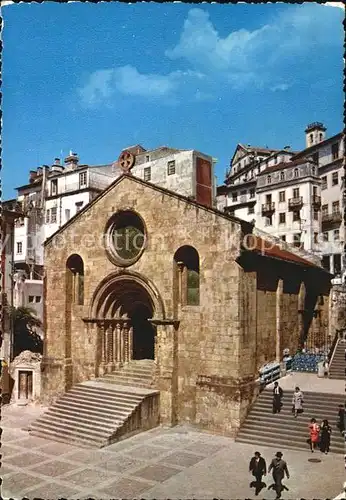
xmin=236 ymin=389 xmax=345 ymax=454
xmin=329 ymin=341 xmax=345 ymax=379
xmin=29 ymin=360 xmax=159 ymax=448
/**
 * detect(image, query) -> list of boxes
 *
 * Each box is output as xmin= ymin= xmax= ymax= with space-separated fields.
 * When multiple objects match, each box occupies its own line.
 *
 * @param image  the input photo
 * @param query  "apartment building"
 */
xmin=217 ymin=122 xmax=344 ymax=276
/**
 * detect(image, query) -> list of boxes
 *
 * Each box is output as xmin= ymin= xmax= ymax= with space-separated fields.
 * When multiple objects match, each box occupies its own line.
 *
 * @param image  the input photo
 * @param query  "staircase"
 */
xmin=329 ymin=340 xmax=345 ymax=379
xmin=236 ymin=388 xmax=345 ymax=454
xmin=29 ymin=360 xmax=159 ymax=448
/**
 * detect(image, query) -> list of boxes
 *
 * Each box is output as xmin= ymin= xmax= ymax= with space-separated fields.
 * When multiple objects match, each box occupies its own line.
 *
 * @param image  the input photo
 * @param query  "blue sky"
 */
xmin=2 ymin=2 xmax=344 ymax=200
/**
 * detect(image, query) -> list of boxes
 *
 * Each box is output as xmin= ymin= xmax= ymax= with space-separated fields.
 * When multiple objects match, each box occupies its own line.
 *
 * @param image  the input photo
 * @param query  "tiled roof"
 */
xmin=246 ymin=234 xmax=320 ymax=268
xmin=258 ymin=158 xmax=313 ymax=175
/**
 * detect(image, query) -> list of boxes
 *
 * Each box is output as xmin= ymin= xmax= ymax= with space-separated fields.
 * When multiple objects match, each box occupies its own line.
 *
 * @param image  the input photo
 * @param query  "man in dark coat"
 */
xmin=249 ymin=451 xmax=267 ymax=496
xmin=272 ymin=381 xmax=283 ymax=414
xmin=268 ymin=451 xmax=290 ymax=499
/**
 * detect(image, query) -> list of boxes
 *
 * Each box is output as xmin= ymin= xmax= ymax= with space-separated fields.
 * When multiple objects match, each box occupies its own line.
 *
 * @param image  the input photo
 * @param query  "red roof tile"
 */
xmin=245 ymin=234 xmax=319 ymax=268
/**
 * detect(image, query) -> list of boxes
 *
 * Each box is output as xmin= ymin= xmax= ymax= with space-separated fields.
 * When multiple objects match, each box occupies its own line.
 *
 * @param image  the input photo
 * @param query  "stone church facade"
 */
xmin=42 ymin=174 xmax=331 ymax=436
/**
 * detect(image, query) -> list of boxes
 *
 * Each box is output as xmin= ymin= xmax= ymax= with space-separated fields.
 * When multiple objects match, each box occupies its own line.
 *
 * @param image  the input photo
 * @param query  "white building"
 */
xmin=217 ymin=123 xmax=344 ymax=276
xmin=10 ymin=144 xmax=216 ymax=287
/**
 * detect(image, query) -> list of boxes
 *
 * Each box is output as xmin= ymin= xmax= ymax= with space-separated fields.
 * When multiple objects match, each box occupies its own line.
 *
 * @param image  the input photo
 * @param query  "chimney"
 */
xmin=37 ymin=167 xmax=43 ymax=176
xmin=54 ymin=157 xmax=61 ymax=166
xmin=284 ymin=145 xmax=291 ymax=150
xmin=29 ymin=170 xmax=37 ymax=183
xmin=64 ymin=151 xmax=79 ymax=169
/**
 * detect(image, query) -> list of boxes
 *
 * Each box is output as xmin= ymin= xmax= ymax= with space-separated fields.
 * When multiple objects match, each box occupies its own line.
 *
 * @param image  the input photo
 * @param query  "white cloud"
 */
xmin=79 ymin=65 xmax=204 ymax=107
xmin=166 ymin=5 xmax=343 ymax=90
xmin=324 ymin=2 xmax=345 ymax=9
xmin=270 ymin=83 xmax=291 ymax=92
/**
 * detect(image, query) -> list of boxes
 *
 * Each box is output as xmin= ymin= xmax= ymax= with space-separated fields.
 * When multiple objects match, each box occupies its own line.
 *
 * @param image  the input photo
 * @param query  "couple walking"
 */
xmin=308 ymin=418 xmax=332 ymax=453
xmin=249 ymin=451 xmax=290 ymax=499
xmin=272 ymin=383 xmax=304 ymax=419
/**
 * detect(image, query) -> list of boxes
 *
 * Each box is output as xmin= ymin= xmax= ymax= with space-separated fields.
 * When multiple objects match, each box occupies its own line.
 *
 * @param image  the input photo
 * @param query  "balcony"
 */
xmin=261 ymin=202 xmax=275 ymax=215
xmin=312 ymin=195 xmax=321 ymax=208
xmin=288 ymin=196 xmax=303 ymax=210
xmin=322 ymin=211 xmax=342 ymax=225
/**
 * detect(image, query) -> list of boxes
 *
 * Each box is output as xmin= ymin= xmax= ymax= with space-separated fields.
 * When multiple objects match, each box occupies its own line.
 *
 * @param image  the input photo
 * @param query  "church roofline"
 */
xmin=44 ymin=173 xmax=253 ymax=247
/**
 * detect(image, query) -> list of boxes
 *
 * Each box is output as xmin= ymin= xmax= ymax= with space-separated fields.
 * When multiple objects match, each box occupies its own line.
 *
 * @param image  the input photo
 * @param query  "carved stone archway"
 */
xmin=84 ymin=271 xmax=166 ymax=374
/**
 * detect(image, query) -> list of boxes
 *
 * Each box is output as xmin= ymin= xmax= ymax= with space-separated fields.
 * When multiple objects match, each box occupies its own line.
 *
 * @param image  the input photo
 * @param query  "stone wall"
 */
xmin=329 ymin=285 xmax=346 ymax=338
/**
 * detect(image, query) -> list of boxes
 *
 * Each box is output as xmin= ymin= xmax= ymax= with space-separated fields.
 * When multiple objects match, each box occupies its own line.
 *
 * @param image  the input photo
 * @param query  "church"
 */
xmin=40 ymin=170 xmax=331 ymax=441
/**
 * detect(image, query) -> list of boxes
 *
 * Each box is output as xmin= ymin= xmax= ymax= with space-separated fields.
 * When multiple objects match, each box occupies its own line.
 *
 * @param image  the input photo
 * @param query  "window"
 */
xmin=66 ymin=254 xmax=84 ymax=305
xmin=312 ymin=152 xmax=319 ymax=165
xmin=322 ymin=256 xmax=330 ymax=272
xmin=46 ymin=209 xmax=50 ymax=223
xmin=309 ymin=133 xmax=313 ymax=145
xmin=332 ymin=143 xmax=339 ymax=160
xmin=279 ymin=191 xmax=285 ymax=203
xmin=334 ymin=229 xmax=340 ymax=241
xmin=293 ymin=168 xmax=299 ymax=178
xmin=248 ymin=206 xmax=255 ymax=214
xmin=323 ymin=232 xmax=329 ymax=242
xmin=50 ymin=179 xmax=58 ymax=196
xmin=250 ymin=188 xmax=255 ymax=198
xmin=267 ymin=175 xmax=271 ymax=184
xmin=75 ymin=202 xmax=83 ymax=213
xmin=51 ymin=207 xmax=57 ymax=223
xmin=167 ymin=160 xmax=175 ymax=175
xmin=174 ymin=246 xmax=200 ymax=306
xmin=313 ymin=186 xmax=317 ymax=196
xmin=280 ymin=171 xmax=285 ymax=181
xmin=293 ymin=211 xmax=300 ymax=222
xmin=266 ymin=194 xmax=272 ymax=203
xmin=144 ymin=167 xmax=151 ymax=181
xmin=311 ymin=166 xmax=316 ymax=175
xmin=279 ymin=213 xmax=286 ymax=224
xmin=65 ymin=209 xmax=71 ymax=222
xmin=293 ymin=188 xmax=300 ymax=198
xmin=265 ymin=215 xmax=272 ymax=226
xmin=28 ymin=295 xmax=34 ymax=303
xmin=79 ymin=172 xmax=87 ymax=188
xmin=314 ymin=232 xmax=318 ymax=244
xmin=281 ymin=235 xmax=286 ymax=242
xmin=274 ymin=157 xmax=278 ymax=164
xmin=145 ymin=155 xmax=150 ymax=162
xmin=241 ymin=190 xmax=246 ymax=196
xmin=322 ymin=204 xmax=328 ymax=216
xmin=232 ymin=192 xmax=238 ymax=202
xmin=293 ymin=233 xmax=301 ymax=247
xmin=321 ymin=176 xmax=327 ymax=190
xmin=17 ymin=242 xmax=23 ymax=254
xmin=35 ymin=296 xmax=42 ymax=303
xmin=319 ymin=133 xmax=323 ymax=141
xmin=107 ymin=210 xmax=146 ymax=265
xmin=332 ymin=172 xmax=338 ymax=186
xmin=334 ymin=254 xmax=342 ymax=275
xmin=332 ymin=201 xmax=340 ymax=213
xmin=313 ymin=210 xmax=319 ymax=221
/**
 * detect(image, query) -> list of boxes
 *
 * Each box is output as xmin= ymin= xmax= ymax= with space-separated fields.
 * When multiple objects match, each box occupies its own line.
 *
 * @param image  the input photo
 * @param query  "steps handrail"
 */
xmin=328 ymin=330 xmax=341 ymax=365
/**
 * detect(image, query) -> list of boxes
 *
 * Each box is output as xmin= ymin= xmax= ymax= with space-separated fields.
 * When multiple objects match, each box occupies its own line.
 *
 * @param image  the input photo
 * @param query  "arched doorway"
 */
xmin=130 ymin=303 xmax=155 ymax=360
xmin=89 ymin=272 xmax=164 ymax=369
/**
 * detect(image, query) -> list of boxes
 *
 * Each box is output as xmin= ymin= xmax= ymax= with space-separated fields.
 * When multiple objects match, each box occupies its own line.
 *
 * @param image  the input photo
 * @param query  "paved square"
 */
xmin=29 ymin=459 xmax=83 ymax=477
xmin=162 ymin=450 xmax=206 ymax=467
xmin=1 ymin=403 xmax=345 ymax=500
xmin=97 ymin=476 xmax=154 ymax=498
xmin=4 ymin=451 xmax=47 ymax=468
xmin=132 ymin=463 xmax=182 ymax=482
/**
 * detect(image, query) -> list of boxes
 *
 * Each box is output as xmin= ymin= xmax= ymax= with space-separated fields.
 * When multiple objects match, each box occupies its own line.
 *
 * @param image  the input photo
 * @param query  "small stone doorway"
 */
xmin=18 ymin=370 xmax=33 ymax=400
xmin=130 ymin=304 xmax=155 ymax=360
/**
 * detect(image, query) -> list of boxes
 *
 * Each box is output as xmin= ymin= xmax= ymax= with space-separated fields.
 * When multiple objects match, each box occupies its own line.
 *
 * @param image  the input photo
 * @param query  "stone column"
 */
xmin=129 ymin=326 xmax=133 ymax=361
xmin=177 ymin=261 xmax=184 ymax=306
xmin=276 ymin=279 xmax=283 ymax=362
xmin=100 ymin=323 xmax=107 ymax=374
xmin=116 ymin=323 xmax=121 ymax=364
xmin=106 ymin=325 xmax=115 ymax=371
xmin=298 ymin=282 xmax=306 ymax=348
xmin=123 ymin=322 xmax=129 ymax=362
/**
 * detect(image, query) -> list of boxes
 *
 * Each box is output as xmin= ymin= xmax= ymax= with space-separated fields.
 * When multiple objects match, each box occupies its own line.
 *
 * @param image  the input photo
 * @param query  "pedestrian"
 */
xmin=291 ymin=386 xmax=304 ymax=418
xmin=337 ymin=404 xmax=345 ymax=435
xmin=308 ymin=418 xmax=320 ymax=452
xmin=323 ymin=358 xmax=329 ymax=377
xmin=249 ymin=451 xmax=267 ymax=496
xmin=319 ymin=419 xmax=332 ymax=454
xmin=272 ymin=381 xmax=283 ymax=414
xmin=268 ymin=451 xmax=290 ymax=499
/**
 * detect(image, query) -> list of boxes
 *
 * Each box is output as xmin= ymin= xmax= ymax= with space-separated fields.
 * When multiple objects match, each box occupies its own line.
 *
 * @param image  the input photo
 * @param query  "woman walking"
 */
xmin=308 ymin=418 xmax=320 ymax=453
xmin=292 ymin=386 xmax=304 ymax=418
xmin=319 ymin=419 xmax=332 ymax=454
